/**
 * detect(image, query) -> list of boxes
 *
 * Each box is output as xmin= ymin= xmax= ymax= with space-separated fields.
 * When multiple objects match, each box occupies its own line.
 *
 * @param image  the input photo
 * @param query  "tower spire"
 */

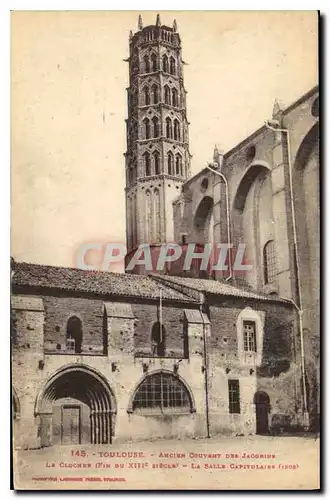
xmin=173 ymin=19 xmax=177 ymax=32
xmin=138 ymin=14 xmax=143 ymax=30
xmin=156 ymin=14 xmax=161 ymax=27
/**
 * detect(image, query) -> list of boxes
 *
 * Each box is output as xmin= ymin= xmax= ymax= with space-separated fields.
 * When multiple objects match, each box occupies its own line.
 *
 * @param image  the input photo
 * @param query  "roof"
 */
xmin=153 ymin=275 xmax=290 ymax=303
xmin=11 ymin=262 xmax=198 ymax=303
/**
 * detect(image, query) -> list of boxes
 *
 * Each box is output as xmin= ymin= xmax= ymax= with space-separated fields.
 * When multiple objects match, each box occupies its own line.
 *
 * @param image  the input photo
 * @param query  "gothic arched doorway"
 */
xmin=36 ymin=365 xmax=116 ymax=447
xmin=254 ymin=391 xmax=270 ymax=435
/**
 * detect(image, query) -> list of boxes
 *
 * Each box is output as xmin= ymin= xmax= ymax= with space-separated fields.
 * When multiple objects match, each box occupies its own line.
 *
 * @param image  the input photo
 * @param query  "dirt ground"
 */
xmin=13 ymin=434 xmax=320 ymax=491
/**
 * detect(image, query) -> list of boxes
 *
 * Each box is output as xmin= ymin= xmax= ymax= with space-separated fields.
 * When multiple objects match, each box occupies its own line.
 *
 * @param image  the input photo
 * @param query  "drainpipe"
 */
xmin=205 ymin=164 xmax=233 ymax=281
xmin=265 ymin=120 xmax=309 ymax=431
xmin=200 ymin=293 xmax=210 ymax=438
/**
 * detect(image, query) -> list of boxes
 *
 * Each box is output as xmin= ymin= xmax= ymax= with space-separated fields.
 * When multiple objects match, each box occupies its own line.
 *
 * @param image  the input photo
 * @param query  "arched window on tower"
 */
xmin=151 ymin=53 xmax=157 ymax=72
xmin=143 ymin=54 xmax=150 ymax=73
xmin=143 ymin=87 xmax=150 ymax=106
xmin=143 ymin=118 xmax=150 ymax=139
xmin=151 ymin=84 xmax=159 ymax=104
xmin=166 ymin=117 xmax=173 ymax=139
xmin=66 ymin=316 xmax=83 ymax=353
xmin=167 ymin=152 xmax=174 ymax=175
xmin=152 ymin=116 xmax=159 ymax=138
xmin=263 ymin=240 xmax=277 ymax=285
xmin=164 ymin=85 xmax=171 ymax=105
xmin=170 ymin=56 xmax=176 ymax=75
xmin=151 ymin=322 xmax=166 ymax=356
xmin=144 ymin=152 xmax=151 ymax=176
xmin=162 ymin=54 xmax=169 ymax=73
xmin=175 ymin=154 xmax=183 ymax=176
xmin=173 ymin=120 xmax=180 ymax=141
xmin=153 ymin=151 xmax=160 ymax=175
xmin=172 ymin=88 xmax=178 ymax=107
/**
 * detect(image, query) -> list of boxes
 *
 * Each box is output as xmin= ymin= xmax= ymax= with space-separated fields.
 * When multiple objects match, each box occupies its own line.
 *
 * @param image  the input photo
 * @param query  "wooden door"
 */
xmin=61 ymin=405 xmax=81 ymax=444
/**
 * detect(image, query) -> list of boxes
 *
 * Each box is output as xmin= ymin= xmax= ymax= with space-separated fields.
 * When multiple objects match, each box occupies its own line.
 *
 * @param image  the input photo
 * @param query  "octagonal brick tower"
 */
xmin=125 ymin=14 xmax=191 ymax=272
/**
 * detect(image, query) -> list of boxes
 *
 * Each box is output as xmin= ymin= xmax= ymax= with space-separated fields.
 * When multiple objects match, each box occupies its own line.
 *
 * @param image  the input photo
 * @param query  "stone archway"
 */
xmin=193 ymin=196 xmax=214 ymax=244
xmin=254 ymin=391 xmax=270 ymax=435
xmin=35 ymin=365 xmax=116 ymax=447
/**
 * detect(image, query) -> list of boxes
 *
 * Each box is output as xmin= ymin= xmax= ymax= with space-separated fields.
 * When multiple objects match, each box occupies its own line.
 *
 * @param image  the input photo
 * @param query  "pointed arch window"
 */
xmin=164 ymin=85 xmax=171 ymax=105
xmin=151 ymin=84 xmax=159 ymax=104
xmin=166 ymin=117 xmax=173 ymax=139
xmin=175 ymin=154 xmax=183 ymax=176
xmin=173 ymin=120 xmax=180 ymax=141
xmin=144 ymin=152 xmax=151 ymax=176
xmin=131 ymin=372 xmax=193 ymax=413
xmin=66 ymin=316 xmax=82 ymax=353
xmin=151 ymin=53 xmax=157 ymax=72
xmin=172 ymin=88 xmax=178 ymax=107
xmin=170 ymin=56 xmax=176 ymax=75
xmin=167 ymin=152 xmax=174 ymax=175
xmin=162 ymin=54 xmax=169 ymax=73
xmin=143 ymin=87 xmax=150 ymax=106
xmin=143 ymin=118 xmax=150 ymax=139
xmin=143 ymin=55 xmax=150 ymax=73
xmin=263 ymin=240 xmax=277 ymax=285
xmin=152 ymin=116 xmax=159 ymax=138
xmin=153 ymin=151 xmax=160 ymax=175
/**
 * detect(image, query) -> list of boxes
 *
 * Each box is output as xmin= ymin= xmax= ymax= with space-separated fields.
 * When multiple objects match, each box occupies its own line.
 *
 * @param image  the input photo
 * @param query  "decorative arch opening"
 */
xmin=193 ymin=196 xmax=214 ymax=244
xmin=36 ymin=365 xmax=116 ymax=446
xmin=151 ymin=84 xmax=159 ymax=104
xmin=66 ymin=316 xmax=82 ymax=353
xmin=152 ymin=116 xmax=159 ymax=138
xmin=128 ymin=371 xmax=195 ymax=414
xmin=169 ymin=56 xmax=176 ymax=75
xmin=173 ymin=119 xmax=180 ymax=141
xmin=175 ymin=153 xmax=182 ymax=176
xmin=166 ymin=117 xmax=173 ymax=139
xmin=143 ymin=54 xmax=150 ymax=73
xmin=172 ymin=88 xmax=178 ymax=107
xmin=164 ymin=85 xmax=171 ymax=105
xmin=167 ymin=152 xmax=174 ymax=175
xmin=143 ymin=86 xmax=150 ymax=106
xmin=143 ymin=117 xmax=150 ymax=139
xmin=162 ymin=54 xmax=169 ymax=73
xmin=153 ymin=151 xmax=160 ymax=175
xmin=151 ymin=53 xmax=157 ymax=72
xmin=233 ymin=164 xmax=271 ymax=213
xmin=143 ymin=152 xmax=151 ymax=176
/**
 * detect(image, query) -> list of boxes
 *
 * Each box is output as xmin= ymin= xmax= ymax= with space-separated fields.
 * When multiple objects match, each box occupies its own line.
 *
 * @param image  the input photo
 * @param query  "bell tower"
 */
xmin=125 ymin=14 xmax=191 ymax=269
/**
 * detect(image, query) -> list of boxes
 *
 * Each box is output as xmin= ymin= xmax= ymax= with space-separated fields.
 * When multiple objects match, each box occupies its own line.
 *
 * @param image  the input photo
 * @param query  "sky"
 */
xmin=11 ymin=11 xmax=318 ymax=268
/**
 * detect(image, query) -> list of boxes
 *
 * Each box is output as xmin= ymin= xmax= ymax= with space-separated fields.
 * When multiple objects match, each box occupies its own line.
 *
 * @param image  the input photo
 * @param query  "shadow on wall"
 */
xmin=257 ymin=315 xmax=293 ymax=378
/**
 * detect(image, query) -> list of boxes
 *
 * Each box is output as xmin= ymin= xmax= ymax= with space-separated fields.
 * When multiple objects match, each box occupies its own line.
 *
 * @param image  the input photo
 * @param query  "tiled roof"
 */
xmin=11 ymin=262 xmax=198 ymax=303
xmin=154 ymin=275 xmax=289 ymax=303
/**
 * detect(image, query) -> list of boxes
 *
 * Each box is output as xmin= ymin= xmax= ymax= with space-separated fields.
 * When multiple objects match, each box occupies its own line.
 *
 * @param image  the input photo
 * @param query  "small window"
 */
xmin=167 ymin=152 xmax=174 ymax=175
xmin=263 ymin=240 xmax=277 ymax=285
xmin=66 ymin=316 xmax=82 ymax=353
xmin=243 ymin=320 xmax=257 ymax=352
xmin=143 ymin=55 xmax=150 ymax=73
xmin=151 ymin=322 xmax=165 ymax=356
xmin=228 ymin=380 xmax=240 ymax=414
